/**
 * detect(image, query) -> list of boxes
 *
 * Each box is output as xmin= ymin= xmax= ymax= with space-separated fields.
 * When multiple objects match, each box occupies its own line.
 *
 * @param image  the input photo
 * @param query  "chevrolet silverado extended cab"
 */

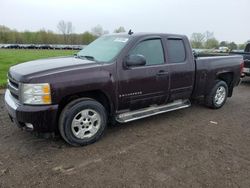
xmin=5 ymin=33 xmax=243 ymax=146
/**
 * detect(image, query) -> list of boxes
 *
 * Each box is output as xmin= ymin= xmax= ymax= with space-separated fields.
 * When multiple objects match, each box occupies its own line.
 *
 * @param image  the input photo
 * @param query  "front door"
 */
xmin=117 ymin=37 xmax=170 ymax=110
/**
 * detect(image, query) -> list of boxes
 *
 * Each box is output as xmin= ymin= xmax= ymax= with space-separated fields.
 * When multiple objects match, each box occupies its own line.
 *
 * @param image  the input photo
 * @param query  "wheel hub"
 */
xmin=214 ymin=86 xmax=226 ymax=105
xmin=71 ymin=109 xmax=101 ymax=139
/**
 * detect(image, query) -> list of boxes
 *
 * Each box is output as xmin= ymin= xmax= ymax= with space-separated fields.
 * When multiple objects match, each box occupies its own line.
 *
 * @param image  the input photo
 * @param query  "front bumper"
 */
xmin=4 ymin=89 xmax=59 ymax=132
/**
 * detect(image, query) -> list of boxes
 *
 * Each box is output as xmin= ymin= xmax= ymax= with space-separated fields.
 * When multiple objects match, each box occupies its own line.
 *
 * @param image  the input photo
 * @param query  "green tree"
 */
xmin=228 ymin=42 xmax=237 ymax=50
xmin=81 ymin=32 xmax=96 ymax=44
xmin=190 ymin=33 xmax=205 ymax=49
xmin=219 ymin=41 xmax=228 ymax=47
xmin=57 ymin=20 xmax=73 ymax=44
xmin=91 ymin=25 xmax=104 ymax=37
xmin=238 ymin=43 xmax=246 ymax=50
xmin=204 ymin=31 xmax=214 ymax=40
xmin=0 ymin=25 xmax=11 ymax=43
xmin=91 ymin=25 xmax=109 ymax=37
xmin=114 ymin=26 xmax=126 ymax=33
xmin=38 ymin=29 xmax=50 ymax=44
xmin=11 ymin=30 xmax=22 ymax=44
xmin=204 ymin=38 xmax=219 ymax=49
xmin=23 ymin=31 xmax=34 ymax=44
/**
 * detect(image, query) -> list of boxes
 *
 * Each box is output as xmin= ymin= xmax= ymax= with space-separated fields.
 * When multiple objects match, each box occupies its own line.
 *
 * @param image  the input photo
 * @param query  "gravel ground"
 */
xmin=0 ymin=79 xmax=250 ymax=188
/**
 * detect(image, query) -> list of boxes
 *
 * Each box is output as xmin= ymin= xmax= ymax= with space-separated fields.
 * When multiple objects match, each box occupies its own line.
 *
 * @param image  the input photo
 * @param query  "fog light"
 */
xmin=25 ymin=123 xmax=34 ymax=130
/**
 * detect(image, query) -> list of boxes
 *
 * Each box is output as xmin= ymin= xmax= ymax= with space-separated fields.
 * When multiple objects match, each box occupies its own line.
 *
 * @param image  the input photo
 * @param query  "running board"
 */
xmin=116 ymin=99 xmax=191 ymax=123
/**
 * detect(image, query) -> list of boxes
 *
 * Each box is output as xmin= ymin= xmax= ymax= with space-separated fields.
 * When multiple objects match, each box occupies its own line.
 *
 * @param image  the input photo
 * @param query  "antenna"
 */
xmin=128 ymin=29 xmax=133 ymax=35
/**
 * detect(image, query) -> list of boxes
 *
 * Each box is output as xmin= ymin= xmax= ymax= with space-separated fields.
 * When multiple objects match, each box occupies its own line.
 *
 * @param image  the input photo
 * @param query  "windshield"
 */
xmin=77 ymin=35 xmax=129 ymax=62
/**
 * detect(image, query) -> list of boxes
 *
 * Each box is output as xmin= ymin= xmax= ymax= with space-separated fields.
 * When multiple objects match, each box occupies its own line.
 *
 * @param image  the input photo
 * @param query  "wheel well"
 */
xmin=58 ymin=90 xmax=112 ymax=117
xmin=217 ymin=72 xmax=234 ymax=97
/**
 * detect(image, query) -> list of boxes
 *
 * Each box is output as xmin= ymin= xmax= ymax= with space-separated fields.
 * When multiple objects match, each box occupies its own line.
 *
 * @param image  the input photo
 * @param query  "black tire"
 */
xmin=205 ymin=80 xmax=228 ymax=109
xmin=59 ymin=98 xmax=107 ymax=146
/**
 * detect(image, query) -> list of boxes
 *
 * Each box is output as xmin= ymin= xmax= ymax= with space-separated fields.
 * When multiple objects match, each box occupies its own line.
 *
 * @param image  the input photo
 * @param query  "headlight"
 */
xmin=21 ymin=83 xmax=51 ymax=105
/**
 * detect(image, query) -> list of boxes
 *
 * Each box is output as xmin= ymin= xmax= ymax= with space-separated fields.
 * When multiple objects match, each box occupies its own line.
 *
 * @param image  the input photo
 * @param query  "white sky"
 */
xmin=0 ymin=0 xmax=249 ymax=43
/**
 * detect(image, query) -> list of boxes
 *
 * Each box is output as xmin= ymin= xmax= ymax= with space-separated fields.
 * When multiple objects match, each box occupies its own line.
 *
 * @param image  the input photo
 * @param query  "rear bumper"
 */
xmin=243 ymin=73 xmax=250 ymax=77
xmin=4 ymin=89 xmax=58 ymax=132
xmin=243 ymin=60 xmax=250 ymax=76
xmin=243 ymin=67 xmax=250 ymax=76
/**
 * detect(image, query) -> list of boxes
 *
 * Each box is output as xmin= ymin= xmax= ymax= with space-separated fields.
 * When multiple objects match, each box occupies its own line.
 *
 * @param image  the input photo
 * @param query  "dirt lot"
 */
xmin=0 ymin=79 xmax=250 ymax=188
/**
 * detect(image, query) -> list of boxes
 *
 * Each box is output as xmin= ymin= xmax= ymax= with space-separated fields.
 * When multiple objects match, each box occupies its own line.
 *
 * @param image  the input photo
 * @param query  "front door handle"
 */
xmin=156 ymin=70 xmax=168 ymax=76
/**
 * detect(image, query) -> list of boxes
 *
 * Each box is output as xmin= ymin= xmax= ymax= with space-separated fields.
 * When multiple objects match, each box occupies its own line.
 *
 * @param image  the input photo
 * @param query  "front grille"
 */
xmin=9 ymin=78 xmax=18 ymax=88
xmin=7 ymin=74 xmax=19 ymax=101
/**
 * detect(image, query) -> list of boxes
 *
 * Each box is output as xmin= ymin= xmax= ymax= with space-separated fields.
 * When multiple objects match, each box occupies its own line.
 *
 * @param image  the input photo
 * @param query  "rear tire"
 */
xmin=205 ymin=80 xmax=228 ymax=109
xmin=59 ymin=98 xmax=107 ymax=146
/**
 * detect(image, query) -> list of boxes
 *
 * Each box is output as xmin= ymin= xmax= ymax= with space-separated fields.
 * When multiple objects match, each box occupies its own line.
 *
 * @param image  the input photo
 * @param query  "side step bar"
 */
xmin=116 ymin=99 xmax=191 ymax=123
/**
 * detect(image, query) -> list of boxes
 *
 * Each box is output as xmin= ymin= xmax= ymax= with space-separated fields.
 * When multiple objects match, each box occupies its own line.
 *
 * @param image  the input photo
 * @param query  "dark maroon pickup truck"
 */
xmin=5 ymin=33 xmax=243 ymax=146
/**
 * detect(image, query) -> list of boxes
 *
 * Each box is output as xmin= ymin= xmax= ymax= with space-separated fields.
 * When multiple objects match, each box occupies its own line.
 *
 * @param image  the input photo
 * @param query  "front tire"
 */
xmin=59 ymin=98 xmax=107 ymax=146
xmin=205 ymin=80 xmax=228 ymax=109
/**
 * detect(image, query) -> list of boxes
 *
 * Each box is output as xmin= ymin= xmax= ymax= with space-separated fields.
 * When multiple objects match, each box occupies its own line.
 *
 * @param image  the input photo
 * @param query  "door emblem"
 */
xmin=119 ymin=91 xmax=142 ymax=98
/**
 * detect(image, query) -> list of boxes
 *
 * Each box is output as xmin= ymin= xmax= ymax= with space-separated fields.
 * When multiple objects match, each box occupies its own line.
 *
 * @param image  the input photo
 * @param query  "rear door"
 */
xmin=117 ymin=37 xmax=170 ymax=110
xmin=165 ymin=37 xmax=195 ymax=100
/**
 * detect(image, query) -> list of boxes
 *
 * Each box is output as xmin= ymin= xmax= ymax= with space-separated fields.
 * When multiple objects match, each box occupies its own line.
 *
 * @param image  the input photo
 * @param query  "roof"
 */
xmin=106 ymin=32 xmax=186 ymax=39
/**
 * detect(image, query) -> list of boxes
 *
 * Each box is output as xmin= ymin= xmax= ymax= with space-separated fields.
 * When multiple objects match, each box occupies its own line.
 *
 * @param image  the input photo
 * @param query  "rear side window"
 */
xmin=129 ymin=39 xmax=164 ymax=66
xmin=167 ymin=39 xmax=186 ymax=63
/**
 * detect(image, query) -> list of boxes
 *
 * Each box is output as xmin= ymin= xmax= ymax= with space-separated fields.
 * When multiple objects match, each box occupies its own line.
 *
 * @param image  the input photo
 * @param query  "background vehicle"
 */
xmin=230 ymin=42 xmax=250 ymax=76
xmin=214 ymin=46 xmax=229 ymax=53
xmin=5 ymin=33 xmax=243 ymax=146
xmin=243 ymin=43 xmax=250 ymax=76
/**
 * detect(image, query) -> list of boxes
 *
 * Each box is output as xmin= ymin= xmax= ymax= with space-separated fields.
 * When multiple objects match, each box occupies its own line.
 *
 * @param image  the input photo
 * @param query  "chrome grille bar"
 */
xmin=7 ymin=80 xmax=19 ymax=96
xmin=7 ymin=73 xmax=19 ymax=101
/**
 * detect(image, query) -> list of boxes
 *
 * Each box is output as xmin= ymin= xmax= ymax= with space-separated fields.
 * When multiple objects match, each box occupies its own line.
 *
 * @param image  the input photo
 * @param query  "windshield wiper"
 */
xmin=75 ymin=55 xmax=97 ymax=62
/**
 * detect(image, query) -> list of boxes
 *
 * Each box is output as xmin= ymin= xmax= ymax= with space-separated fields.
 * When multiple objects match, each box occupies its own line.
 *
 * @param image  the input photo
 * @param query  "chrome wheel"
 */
xmin=214 ymin=86 xmax=226 ymax=105
xmin=71 ymin=109 xmax=101 ymax=139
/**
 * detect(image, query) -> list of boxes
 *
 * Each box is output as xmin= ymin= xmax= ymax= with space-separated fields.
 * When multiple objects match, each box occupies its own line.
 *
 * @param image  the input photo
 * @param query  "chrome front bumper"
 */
xmin=4 ymin=89 xmax=59 ymax=132
xmin=4 ymin=89 xmax=19 ymax=118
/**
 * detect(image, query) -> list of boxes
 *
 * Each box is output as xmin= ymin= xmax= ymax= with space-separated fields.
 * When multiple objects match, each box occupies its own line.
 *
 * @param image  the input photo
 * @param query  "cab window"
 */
xmin=167 ymin=39 xmax=186 ymax=63
xmin=129 ymin=39 xmax=164 ymax=66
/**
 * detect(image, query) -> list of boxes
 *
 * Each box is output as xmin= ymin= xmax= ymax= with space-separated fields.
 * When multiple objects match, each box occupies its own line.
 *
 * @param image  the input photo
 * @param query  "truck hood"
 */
xmin=9 ymin=56 xmax=99 ymax=82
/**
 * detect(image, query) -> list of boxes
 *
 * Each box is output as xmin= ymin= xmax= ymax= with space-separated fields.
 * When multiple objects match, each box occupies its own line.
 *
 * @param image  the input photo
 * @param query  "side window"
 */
xmin=167 ymin=39 xmax=186 ymax=63
xmin=129 ymin=39 xmax=164 ymax=66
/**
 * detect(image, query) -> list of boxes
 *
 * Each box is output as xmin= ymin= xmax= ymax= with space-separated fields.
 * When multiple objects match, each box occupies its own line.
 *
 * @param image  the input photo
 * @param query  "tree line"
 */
xmin=0 ymin=21 xmax=126 ymax=45
xmin=190 ymin=31 xmax=247 ymax=50
xmin=0 ymin=21 xmax=247 ymax=50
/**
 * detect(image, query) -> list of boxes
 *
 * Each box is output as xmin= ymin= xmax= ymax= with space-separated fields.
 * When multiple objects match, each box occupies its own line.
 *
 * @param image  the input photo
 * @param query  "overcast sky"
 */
xmin=0 ymin=0 xmax=249 ymax=43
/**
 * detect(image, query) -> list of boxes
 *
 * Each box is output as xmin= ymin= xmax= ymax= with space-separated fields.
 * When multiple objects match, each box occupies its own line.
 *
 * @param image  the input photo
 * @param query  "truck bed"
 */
xmin=192 ymin=55 xmax=243 ymax=98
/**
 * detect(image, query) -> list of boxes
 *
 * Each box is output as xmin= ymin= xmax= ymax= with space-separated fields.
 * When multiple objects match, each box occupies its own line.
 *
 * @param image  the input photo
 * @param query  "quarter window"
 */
xmin=129 ymin=39 xmax=164 ymax=66
xmin=167 ymin=39 xmax=186 ymax=63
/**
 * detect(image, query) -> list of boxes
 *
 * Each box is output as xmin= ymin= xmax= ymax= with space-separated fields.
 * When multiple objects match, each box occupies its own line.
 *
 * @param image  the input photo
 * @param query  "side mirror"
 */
xmin=125 ymin=54 xmax=146 ymax=67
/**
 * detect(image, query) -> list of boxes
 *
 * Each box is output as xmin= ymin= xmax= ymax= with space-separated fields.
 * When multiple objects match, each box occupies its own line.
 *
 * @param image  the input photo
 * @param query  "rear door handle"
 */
xmin=156 ymin=70 xmax=168 ymax=76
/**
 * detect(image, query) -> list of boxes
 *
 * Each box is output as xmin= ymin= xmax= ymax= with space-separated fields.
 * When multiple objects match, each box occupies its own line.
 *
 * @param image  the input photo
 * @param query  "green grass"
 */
xmin=0 ymin=49 xmax=78 ymax=88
